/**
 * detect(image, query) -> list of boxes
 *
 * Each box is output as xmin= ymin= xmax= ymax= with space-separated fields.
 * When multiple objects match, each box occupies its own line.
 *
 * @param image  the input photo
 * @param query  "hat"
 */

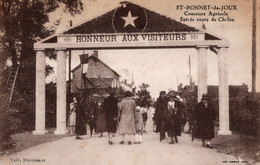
xmin=93 ymin=94 xmax=99 ymax=97
xmin=168 ymin=93 xmax=176 ymax=98
xmin=136 ymin=106 xmax=141 ymax=111
xmin=98 ymin=97 xmax=104 ymax=101
xmin=132 ymin=95 xmax=140 ymax=99
xmin=125 ymin=91 xmax=132 ymax=97
xmin=160 ymin=91 xmax=166 ymax=95
xmin=109 ymin=89 xmax=115 ymax=96
xmin=201 ymin=94 xmax=208 ymax=101
xmin=115 ymin=94 xmax=124 ymax=98
xmin=102 ymin=93 xmax=110 ymax=98
xmin=176 ymin=95 xmax=184 ymax=102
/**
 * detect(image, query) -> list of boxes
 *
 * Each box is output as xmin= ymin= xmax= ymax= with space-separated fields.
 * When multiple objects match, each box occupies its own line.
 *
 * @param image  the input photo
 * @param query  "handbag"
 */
xmin=184 ymin=121 xmax=189 ymax=133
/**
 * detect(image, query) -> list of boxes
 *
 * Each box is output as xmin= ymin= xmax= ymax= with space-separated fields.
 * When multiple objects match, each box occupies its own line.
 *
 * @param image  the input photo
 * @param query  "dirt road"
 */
xmin=0 ymin=113 xmax=239 ymax=165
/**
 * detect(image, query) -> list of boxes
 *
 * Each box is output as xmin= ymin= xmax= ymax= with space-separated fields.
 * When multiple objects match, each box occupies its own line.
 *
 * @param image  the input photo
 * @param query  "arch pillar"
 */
xmin=33 ymin=50 xmax=48 ymax=135
xmin=197 ymin=46 xmax=208 ymax=102
xmin=217 ymin=47 xmax=232 ymax=135
xmin=54 ymin=49 xmax=68 ymax=134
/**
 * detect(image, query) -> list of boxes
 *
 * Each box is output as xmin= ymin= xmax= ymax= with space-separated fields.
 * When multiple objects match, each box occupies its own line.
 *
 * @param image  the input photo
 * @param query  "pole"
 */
xmin=189 ymin=55 xmax=191 ymax=76
xmin=80 ymin=50 xmax=85 ymax=98
xmin=68 ymin=21 xmax=72 ymax=102
xmin=80 ymin=64 xmax=83 ymax=97
xmin=68 ymin=50 xmax=71 ymax=100
xmin=177 ymin=76 xmax=179 ymax=91
xmin=132 ymin=71 xmax=134 ymax=84
xmin=189 ymin=55 xmax=193 ymax=91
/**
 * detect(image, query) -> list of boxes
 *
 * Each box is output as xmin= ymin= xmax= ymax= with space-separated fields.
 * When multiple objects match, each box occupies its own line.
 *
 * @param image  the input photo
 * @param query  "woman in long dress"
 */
xmin=118 ymin=91 xmax=136 ymax=145
xmin=104 ymin=91 xmax=118 ymax=144
xmin=195 ymin=94 xmax=215 ymax=148
xmin=75 ymin=97 xmax=87 ymax=140
xmin=149 ymin=102 xmax=156 ymax=132
xmin=68 ymin=97 xmax=77 ymax=135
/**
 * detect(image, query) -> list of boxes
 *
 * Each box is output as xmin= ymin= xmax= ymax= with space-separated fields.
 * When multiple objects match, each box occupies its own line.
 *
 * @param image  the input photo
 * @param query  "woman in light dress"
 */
xmin=118 ymin=91 xmax=136 ymax=145
xmin=68 ymin=97 xmax=77 ymax=135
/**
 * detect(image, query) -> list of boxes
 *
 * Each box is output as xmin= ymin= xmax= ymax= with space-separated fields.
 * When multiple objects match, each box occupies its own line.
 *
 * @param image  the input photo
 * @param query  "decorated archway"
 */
xmin=33 ymin=2 xmax=231 ymax=135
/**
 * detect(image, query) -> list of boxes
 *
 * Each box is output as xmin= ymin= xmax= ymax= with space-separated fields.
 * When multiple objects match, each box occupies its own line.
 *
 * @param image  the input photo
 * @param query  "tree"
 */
xmin=139 ymin=83 xmax=150 ymax=91
xmin=0 ymin=0 xmax=84 ymax=95
xmin=0 ymin=0 xmax=83 ymax=149
xmin=0 ymin=0 xmax=83 ymax=68
xmin=252 ymin=0 xmax=256 ymax=93
xmin=137 ymin=83 xmax=151 ymax=107
xmin=0 ymin=0 xmax=83 ymax=111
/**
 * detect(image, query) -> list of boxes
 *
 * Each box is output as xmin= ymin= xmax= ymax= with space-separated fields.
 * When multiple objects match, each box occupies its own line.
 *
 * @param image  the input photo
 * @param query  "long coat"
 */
xmin=154 ymin=97 xmax=168 ymax=133
xmin=118 ymin=97 xmax=136 ymax=134
xmin=75 ymin=102 xmax=87 ymax=136
xmin=166 ymin=101 xmax=182 ymax=137
xmin=195 ymin=102 xmax=215 ymax=140
xmin=104 ymin=95 xmax=118 ymax=133
xmin=173 ymin=101 xmax=182 ymax=136
xmin=94 ymin=103 xmax=106 ymax=133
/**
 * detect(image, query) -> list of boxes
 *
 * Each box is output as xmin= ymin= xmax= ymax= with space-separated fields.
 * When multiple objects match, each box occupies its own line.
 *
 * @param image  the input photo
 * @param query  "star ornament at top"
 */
xmin=121 ymin=11 xmax=138 ymax=28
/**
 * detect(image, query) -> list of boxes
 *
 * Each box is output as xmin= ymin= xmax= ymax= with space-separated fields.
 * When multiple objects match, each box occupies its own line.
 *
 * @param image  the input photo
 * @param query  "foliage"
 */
xmin=229 ymin=93 xmax=259 ymax=136
xmin=0 ymin=93 xmax=23 ymax=151
xmin=46 ymin=82 xmax=57 ymax=128
xmin=136 ymin=83 xmax=151 ymax=107
xmin=138 ymin=83 xmax=150 ymax=91
xmin=0 ymin=0 xmax=83 ymax=150
xmin=177 ymin=84 xmax=258 ymax=136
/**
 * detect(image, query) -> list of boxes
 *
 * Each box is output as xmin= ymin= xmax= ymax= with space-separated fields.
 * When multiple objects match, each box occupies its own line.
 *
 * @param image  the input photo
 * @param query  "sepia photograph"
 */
xmin=0 ymin=0 xmax=259 ymax=164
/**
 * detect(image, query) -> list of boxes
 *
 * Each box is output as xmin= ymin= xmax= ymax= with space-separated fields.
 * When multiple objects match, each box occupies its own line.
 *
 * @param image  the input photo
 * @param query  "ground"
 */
xmin=212 ymin=132 xmax=259 ymax=164
xmin=0 ymin=113 xmax=249 ymax=165
xmin=1 ymin=128 xmax=69 ymax=155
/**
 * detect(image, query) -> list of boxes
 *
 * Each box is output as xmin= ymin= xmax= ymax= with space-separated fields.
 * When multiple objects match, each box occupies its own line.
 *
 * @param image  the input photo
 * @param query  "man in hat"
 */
xmin=94 ymin=96 xmax=106 ymax=138
xmin=86 ymin=94 xmax=99 ymax=136
xmin=166 ymin=95 xmax=182 ymax=144
xmin=194 ymin=94 xmax=215 ymax=148
xmin=154 ymin=91 xmax=168 ymax=142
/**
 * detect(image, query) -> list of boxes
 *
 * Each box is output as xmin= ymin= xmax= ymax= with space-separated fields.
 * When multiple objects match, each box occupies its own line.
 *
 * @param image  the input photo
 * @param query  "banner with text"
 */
xmin=58 ymin=32 xmax=204 ymax=44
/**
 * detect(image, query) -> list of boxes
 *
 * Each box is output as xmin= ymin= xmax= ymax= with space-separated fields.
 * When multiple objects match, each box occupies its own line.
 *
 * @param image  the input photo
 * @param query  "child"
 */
xmin=134 ymin=106 xmax=144 ymax=144
xmin=149 ymin=104 xmax=156 ymax=132
xmin=142 ymin=106 xmax=148 ymax=133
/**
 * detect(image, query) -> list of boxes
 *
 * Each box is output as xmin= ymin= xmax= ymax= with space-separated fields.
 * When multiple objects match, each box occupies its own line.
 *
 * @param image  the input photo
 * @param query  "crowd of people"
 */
xmin=68 ymin=90 xmax=148 ymax=145
xmin=68 ymin=89 xmax=215 ymax=148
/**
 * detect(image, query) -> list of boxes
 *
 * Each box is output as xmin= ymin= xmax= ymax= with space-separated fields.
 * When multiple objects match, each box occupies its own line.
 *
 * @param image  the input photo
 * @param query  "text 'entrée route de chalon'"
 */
xmin=176 ymin=5 xmax=237 ymax=22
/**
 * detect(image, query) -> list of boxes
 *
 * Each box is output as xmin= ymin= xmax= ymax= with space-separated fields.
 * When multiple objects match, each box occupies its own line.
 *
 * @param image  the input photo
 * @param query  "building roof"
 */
xmin=120 ymin=81 xmax=133 ymax=91
xmin=71 ymin=55 xmax=120 ymax=77
xmin=83 ymin=77 xmax=114 ymax=89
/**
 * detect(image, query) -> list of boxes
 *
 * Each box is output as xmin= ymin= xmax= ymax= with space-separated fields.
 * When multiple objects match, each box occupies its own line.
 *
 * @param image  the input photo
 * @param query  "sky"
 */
xmin=45 ymin=0 xmax=260 ymax=98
